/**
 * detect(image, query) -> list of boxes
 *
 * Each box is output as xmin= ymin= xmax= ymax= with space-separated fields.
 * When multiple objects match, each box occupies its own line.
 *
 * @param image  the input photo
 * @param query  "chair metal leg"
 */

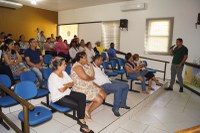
xmin=41 ymin=95 xmax=49 ymax=107
xmin=0 ymin=108 xmax=10 ymax=130
xmin=129 ymin=80 xmax=140 ymax=93
xmin=103 ymin=99 xmax=113 ymax=107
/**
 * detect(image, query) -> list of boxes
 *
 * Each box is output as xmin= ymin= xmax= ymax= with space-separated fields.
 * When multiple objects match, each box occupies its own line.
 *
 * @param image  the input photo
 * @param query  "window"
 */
xmin=145 ymin=18 xmax=174 ymax=55
xmin=58 ymin=24 xmax=78 ymax=43
xmin=101 ymin=21 xmax=120 ymax=50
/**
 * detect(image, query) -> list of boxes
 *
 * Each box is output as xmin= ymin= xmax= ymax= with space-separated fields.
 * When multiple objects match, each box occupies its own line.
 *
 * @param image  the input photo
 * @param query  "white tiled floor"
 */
xmin=1 ymin=82 xmax=200 ymax=133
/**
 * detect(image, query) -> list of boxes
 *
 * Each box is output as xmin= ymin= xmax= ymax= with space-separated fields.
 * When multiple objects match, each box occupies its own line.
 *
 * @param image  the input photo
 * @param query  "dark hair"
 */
xmin=19 ymin=34 xmax=23 ymax=41
xmin=14 ymin=42 xmax=20 ymax=47
xmin=3 ymin=39 xmax=16 ymax=54
xmin=52 ymin=57 xmax=65 ymax=71
xmin=46 ymin=37 xmax=51 ymax=42
xmin=29 ymin=38 xmax=35 ymax=44
xmin=132 ymin=53 xmax=139 ymax=61
xmin=75 ymin=51 xmax=86 ymax=62
xmin=93 ymin=54 xmax=102 ymax=62
xmin=125 ymin=52 xmax=132 ymax=60
xmin=85 ymin=42 xmax=91 ymax=47
xmin=177 ymin=38 xmax=183 ymax=42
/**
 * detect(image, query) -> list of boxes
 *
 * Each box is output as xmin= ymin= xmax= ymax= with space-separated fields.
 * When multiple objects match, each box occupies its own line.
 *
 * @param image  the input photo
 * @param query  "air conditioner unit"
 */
xmin=0 ymin=0 xmax=23 ymax=9
xmin=120 ymin=3 xmax=145 ymax=11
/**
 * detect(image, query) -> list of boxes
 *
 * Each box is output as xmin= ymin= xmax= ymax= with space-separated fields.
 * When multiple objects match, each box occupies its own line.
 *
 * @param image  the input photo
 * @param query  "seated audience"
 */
xmin=107 ymin=42 xmax=126 ymax=60
xmin=93 ymin=41 xmax=106 ymax=55
xmin=24 ymin=38 xmax=44 ymax=88
xmin=124 ymin=53 xmax=149 ymax=94
xmin=79 ymin=39 xmax=86 ymax=52
xmin=85 ymin=42 xmax=95 ymax=62
xmin=3 ymin=39 xmax=29 ymax=77
xmin=133 ymin=53 xmax=162 ymax=90
xmin=56 ymin=36 xmax=70 ymax=61
xmin=14 ymin=42 xmax=25 ymax=59
xmin=19 ymin=34 xmax=29 ymax=50
xmin=69 ymin=40 xmax=79 ymax=63
xmin=50 ymin=33 xmax=56 ymax=43
xmin=92 ymin=54 xmax=130 ymax=117
xmin=70 ymin=52 xmax=106 ymax=119
xmin=44 ymin=37 xmax=56 ymax=56
xmin=48 ymin=57 xmax=94 ymax=133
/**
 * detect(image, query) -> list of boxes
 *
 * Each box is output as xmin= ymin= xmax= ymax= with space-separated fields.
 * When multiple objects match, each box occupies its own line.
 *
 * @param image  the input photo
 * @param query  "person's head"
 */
xmin=46 ymin=37 xmax=51 ymax=43
xmin=80 ymin=39 xmax=85 ymax=47
xmin=40 ymin=31 xmax=44 ymax=35
xmin=132 ymin=53 xmax=139 ymax=61
xmin=7 ymin=34 xmax=12 ymax=39
xmin=176 ymin=38 xmax=183 ymax=47
xmin=75 ymin=51 xmax=87 ymax=64
xmin=19 ymin=34 xmax=25 ymax=42
xmin=64 ymin=39 xmax=67 ymax=44
xmin=86 ymin=42 xmax=92 ymax=49
xmin=70 ymin=40 xmax=76 ymax=48
xmin=110 ymin=42 xmax=114 ymax=48
xmin=95 ymin=41 xmax=100 ymax=47
xmin=57 ymin=36 xmax=62 ymax=42
xmin=125 ymin=52 xmax=132 ymax=61
xmin=29 ymin=38 xmax=37 ymax=49
xmin=52 ymin=57 xmax=66 ymax=71
xmin=51 ymin=34 xmax=54 ymax=38
xmin=3 ymin=39 xmax=15 ymax=54
xmin=14 ymin=42 xmax=20 ymax=52
xmin=93 ymin=54 xmax=103 ymax=67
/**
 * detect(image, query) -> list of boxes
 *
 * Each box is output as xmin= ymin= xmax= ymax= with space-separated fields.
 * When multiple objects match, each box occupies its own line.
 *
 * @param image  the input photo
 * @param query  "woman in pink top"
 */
xmin=56 ymin=36 xmax=70 ymax=61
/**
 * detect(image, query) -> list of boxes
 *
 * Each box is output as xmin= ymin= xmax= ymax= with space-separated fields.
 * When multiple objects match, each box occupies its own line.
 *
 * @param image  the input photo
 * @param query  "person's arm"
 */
xmin=36 ymin=56 xmax=43 ymax=68
xmin=178 ymin=55 xmax=188 ymax=67
xmin=116 ymin=50 xmax=126 ymax=55
xmin=58 ymin=82 xmax=74 ymax=92
xmin=44 ymin=43 xmax=50 ymax=50
xmin=25 ymin=57 xmax=36 ymax=67
xmin=73 ymin=65 xmax=94 ymax=81
xmin=15 ymin=52 xmax=22 ymax=64
xmin=3 ymin=54 xmax=15 ymax=65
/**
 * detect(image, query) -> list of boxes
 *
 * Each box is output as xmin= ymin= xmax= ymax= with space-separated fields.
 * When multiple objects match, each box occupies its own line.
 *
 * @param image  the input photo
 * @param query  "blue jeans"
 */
xmin=101 ymin=80 xmax=129 ymax=111
xmin=31 ymin=67 xmax=44 ymax=87
xmin=128 ymin=70 xmax=147 ymax=91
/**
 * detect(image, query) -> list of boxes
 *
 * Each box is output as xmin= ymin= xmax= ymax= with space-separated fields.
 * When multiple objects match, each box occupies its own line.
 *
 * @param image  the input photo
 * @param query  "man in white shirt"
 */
xmin=92 ymin=54 xmax=130 ymax=117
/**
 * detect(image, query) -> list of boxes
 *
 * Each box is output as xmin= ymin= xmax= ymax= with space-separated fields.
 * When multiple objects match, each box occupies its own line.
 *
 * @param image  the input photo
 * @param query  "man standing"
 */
xmin=165 ymin=38 xmax=188 ymax=92
xmin=92 ymin=54 xmax=130 ymax=117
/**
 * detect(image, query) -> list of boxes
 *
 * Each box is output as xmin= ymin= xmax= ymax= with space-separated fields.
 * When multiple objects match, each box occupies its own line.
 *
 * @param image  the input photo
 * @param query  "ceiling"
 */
xmin=15 ymin=0 xmax=130 ymax=12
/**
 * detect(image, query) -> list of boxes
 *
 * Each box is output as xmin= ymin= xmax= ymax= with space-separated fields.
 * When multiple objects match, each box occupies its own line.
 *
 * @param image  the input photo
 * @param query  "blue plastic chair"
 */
xmin=65 ymin=65 xmax=71 ymax=75
xmin=43 ymin=54 xmax=53 ymax=67
xmin=0 ymin=74 xmax=18 ymax=130
xmin=102 ymin=62 xmax=118 ymax=77
xmin=14 ymin=81 xmax=52 ymax=131
xmin=20 ymin=71 xmax=49 ymax=106
xmin=142 ymin=60 xmax=157 ymax=73
xmin=124 ymin=65 xmax=140 ymax=93
xmin=110 ymin=59 xmax=125 ymax=80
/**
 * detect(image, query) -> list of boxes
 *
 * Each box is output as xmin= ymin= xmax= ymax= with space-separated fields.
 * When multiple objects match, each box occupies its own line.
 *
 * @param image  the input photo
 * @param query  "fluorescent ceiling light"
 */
xmin=30 ymin=0 xmax=37 ymax=5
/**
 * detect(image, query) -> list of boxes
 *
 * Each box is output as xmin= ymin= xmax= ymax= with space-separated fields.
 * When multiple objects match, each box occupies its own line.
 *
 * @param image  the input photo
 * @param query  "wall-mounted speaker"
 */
xmin=120 ymin=19 xmax=128 ymax=28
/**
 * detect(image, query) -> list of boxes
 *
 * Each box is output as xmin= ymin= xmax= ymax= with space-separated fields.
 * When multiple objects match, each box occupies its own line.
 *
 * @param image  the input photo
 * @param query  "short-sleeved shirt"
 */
xmin=107 ymin=48 xmax=117 ymax=60
xmin=172 ymin=45 xmax=188 ymax=65
xmin=48 ymin=71 xmax=72 ymax=102
xmin=95 ymin=46 xmax=106 ymax=54
xmin=24 ymin=48 xmax=41 ymax=64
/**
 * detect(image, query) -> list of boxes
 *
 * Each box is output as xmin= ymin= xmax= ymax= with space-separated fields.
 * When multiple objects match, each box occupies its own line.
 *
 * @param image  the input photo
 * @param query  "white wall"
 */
xmin=59 ymin=0 xmax=200 ymax=79
xmin=78 ymin=23 xmax=101 ymax=47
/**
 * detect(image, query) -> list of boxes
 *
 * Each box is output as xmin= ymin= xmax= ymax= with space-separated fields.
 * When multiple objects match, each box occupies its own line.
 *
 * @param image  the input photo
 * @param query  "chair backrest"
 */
xmin=0 ymin=74 xmax=11 ymax=88
xmin=14 ymin=81 xmax=37 ymax=100
xmin=20 ymin=71 xmax=37 ymax=82
xmin=101 ymin=52 xmax=107 ymax=60
xmin=43 ymin=68 xmax=52 ymax=80
xmin=43 ymin=54 xmax=53 ymax=65
xmin=102 ymin=62 xmax=110 ymax=69
xmin=65 ymin=65 xmax=71 ymax=75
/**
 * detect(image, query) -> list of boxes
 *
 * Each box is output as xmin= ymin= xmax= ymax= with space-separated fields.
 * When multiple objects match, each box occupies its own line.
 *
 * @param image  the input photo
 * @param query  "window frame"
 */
xmin=145 ymin=17 xmax=174 ymax=55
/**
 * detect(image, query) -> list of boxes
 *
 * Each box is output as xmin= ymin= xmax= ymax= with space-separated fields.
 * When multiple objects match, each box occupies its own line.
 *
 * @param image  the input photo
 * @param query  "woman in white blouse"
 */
xmin=48 ymin=57 xmax=94 ymax=133
xmin=85 ymin=42 xmax=95 ymax=62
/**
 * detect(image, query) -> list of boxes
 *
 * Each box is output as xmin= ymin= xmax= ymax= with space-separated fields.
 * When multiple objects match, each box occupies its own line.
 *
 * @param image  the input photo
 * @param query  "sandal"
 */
xmin=80 ymin=125 xmax=94 ymax=133
xmin=77 ymin=120 xmax=88 ymax=128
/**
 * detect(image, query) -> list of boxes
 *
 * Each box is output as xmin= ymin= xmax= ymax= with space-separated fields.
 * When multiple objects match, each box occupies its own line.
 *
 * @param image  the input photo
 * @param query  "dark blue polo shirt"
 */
xmin=24 ymin=48 xmax=41 ymax=64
